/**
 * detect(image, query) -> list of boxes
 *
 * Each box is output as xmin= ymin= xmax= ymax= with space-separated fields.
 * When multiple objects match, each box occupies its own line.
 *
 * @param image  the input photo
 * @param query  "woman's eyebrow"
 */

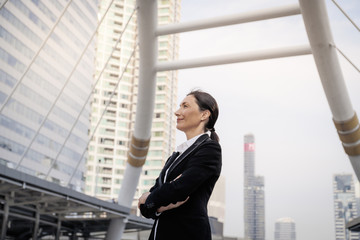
xmin=180 ymin=101 xmax=189 ymax=106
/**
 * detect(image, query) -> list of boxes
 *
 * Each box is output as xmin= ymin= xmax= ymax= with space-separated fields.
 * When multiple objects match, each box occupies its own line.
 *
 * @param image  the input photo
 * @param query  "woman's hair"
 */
xmin=187 ymin=90 xmax=219 ymax=142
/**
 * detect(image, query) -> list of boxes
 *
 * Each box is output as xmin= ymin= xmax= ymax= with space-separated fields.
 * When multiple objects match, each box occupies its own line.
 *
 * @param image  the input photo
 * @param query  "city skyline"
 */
xmin=177 ymin=0 xmax=360 ymax=239
xmin=0 ymin=0 xmax=359 ymax=239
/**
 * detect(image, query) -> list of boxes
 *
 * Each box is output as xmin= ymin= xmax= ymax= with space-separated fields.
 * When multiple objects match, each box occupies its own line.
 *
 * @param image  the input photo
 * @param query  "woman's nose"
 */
xmin=174 ymin=108 xmax=180 ymax=116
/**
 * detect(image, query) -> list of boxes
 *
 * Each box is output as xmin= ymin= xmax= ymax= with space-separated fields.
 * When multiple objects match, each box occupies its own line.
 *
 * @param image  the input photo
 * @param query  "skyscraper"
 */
xmin=85 ymin=0 xmax=181 ymax=211
xmin=0 ymin=0 xmax=98 ymax=191
xmin=333 ymin=174 xmax=360 ymax=240
xmin=274 ymin=217 xmax=296 ymax=240
xmin=208 ymin=175 xmax=226 ymax=223
xmin=244 ymin=133 xmax=265 ymax=240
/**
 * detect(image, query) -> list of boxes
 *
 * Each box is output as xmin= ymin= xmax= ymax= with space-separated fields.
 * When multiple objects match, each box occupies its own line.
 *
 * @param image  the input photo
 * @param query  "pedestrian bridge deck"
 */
xmin=0 ymin=165 xmax=153 ymax=239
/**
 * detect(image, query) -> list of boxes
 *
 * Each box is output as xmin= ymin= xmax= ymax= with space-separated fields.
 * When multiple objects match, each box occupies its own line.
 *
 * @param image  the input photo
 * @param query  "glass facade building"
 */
xmin=333 ymin=174 xmax=360 ymax=240
xmin=0 ymin=0 xmax=98 ymax=191
xmin=85 ymin=0 xmax=181 ymax=213
xmin=244 ymin=133 xmax=265 ymax=240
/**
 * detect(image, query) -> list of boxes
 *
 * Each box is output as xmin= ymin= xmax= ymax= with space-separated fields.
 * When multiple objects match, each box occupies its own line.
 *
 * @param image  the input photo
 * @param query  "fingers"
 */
xmin=175 ymin=196 xmax=189 ymax=206
xmin=156 ymin=196 xmax=190 ymax=213
xmin=137 ymin=192 xmax=151 ymax=209
xmin=170 ymin=174 xmax=182 ymax=183
xmin=157 ymin=206 xmax=167 ymax=213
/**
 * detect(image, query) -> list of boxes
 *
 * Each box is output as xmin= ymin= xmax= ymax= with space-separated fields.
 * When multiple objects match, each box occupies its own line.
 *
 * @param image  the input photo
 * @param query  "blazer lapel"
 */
xmin=157 ymin=151 xmax=180 ymax=186
xmin=166 ymin=134 xmax=209 ymax=178
xmin=163 ymin=151 xmax=180 ymax=170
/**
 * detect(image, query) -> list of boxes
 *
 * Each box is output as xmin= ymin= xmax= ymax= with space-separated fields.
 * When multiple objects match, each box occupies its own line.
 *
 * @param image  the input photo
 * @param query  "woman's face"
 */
xmin=175 ymin=95 xmax=208 ymax=135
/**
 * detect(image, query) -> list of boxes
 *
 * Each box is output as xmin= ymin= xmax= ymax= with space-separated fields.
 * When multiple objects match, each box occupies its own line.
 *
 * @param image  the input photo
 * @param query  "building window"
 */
xmin=153 ymin=131 xmax=163 ymax=137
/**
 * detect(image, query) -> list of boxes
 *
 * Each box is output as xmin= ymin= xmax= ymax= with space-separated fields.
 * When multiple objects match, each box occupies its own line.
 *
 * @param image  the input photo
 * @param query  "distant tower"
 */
xmin=274 ymin=217 xmax=296 ymax=240
xmin=244 ymin=134 xmax=265 ymax=240
xmin=333 ymin=174 xmax=360 ymax=240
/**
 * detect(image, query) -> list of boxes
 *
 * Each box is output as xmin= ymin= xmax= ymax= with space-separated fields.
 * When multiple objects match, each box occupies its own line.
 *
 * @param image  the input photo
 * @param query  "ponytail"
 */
xmin=210 ymin=128 xmax=219 ymax=142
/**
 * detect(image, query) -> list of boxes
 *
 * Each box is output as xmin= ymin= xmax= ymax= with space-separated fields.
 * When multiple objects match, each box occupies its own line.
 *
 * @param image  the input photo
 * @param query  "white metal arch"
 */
xmin=108 ymin=0 xmax=360 ymax=239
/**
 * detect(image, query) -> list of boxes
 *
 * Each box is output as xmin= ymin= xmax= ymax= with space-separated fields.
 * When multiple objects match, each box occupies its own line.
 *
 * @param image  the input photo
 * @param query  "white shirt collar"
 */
xmin=176 ymin=131 xmax=210 ymax=154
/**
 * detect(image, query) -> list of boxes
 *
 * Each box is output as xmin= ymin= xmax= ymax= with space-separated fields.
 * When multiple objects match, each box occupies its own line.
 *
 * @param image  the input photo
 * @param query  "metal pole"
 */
xmin=94 ymin=160 xmax=100 ymax=197
xmin=156 ymin=3 xmax=301 ymax=36
xmin=33 ymin=209 xmax=40 ymax=240
xmin=167 ymin=0 xmax=180 ymax=154
xmin=55 ymin=218 xmax=61 ymax=240
xmin=107 ymin=0 xmax=158 ymax=239
xmin=331 ymin=0 xmax=360 ymax=32
xmin=156 ymin=45 xmax=311 ymax=72
xmin=72 ymin=230 xmax=78 ymax=240
xmin=299 ymin=0 xmax=360 ymax=178
xmin=0 ymin=201 xmax=9 ymax=240
xmin=0 ymin=0 xmax=9 ymax=10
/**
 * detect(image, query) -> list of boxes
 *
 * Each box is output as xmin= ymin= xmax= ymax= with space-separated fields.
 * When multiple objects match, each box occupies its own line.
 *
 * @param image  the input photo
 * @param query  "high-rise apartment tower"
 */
xmin=85 ymin=0 xmax=181 ymax=212
xmin=244 ymin=133 xmax=265 ymax=240
xmin=333 ymin=174 xmax=360 ymax=240
xmin=0 ymin=0 xmax=98 ymax=191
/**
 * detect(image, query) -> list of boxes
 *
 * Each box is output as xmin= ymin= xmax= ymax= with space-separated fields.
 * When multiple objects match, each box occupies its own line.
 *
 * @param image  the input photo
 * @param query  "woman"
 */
xmin=138 ymin=90 xmax=222 ymax=240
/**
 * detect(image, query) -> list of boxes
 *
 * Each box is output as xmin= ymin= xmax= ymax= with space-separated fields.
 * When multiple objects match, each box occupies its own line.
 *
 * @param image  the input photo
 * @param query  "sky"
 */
xmin=174 ymin=1 xmax=360 ymax=240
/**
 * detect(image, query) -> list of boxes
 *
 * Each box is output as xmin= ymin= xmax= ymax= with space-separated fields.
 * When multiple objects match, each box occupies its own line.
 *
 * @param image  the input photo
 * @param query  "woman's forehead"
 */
xmin=181 ymin=95 xmax=196 ymax=104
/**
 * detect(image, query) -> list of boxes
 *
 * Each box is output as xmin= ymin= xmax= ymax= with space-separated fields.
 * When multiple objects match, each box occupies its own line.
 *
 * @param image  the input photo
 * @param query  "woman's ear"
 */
xmin=201 ymin=110 xmax=211 ymax=121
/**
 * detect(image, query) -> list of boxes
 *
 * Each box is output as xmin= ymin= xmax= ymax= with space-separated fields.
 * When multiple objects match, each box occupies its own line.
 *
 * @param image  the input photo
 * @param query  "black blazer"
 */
xmin=140 ymin=134 xmax=222 ymax=240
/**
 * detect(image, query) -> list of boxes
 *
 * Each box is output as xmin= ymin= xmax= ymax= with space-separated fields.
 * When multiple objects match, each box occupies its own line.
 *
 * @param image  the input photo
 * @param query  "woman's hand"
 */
xmin=157 ymin=174 xmax=189 ymax=213
xmin=138 ymin=191 xmax=151 ymax=209
xmin=157 ymin=196 xmax=189 ymax=213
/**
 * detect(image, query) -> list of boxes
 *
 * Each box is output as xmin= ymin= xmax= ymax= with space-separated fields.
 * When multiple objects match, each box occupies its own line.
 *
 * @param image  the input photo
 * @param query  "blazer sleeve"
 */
xmin=139 ymin=176 xmax=161 ymax=218
xmin=139 ymin=156 xmax=170 ymax=218
xmin=140 ymin=140 xmax=221 ymax=218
